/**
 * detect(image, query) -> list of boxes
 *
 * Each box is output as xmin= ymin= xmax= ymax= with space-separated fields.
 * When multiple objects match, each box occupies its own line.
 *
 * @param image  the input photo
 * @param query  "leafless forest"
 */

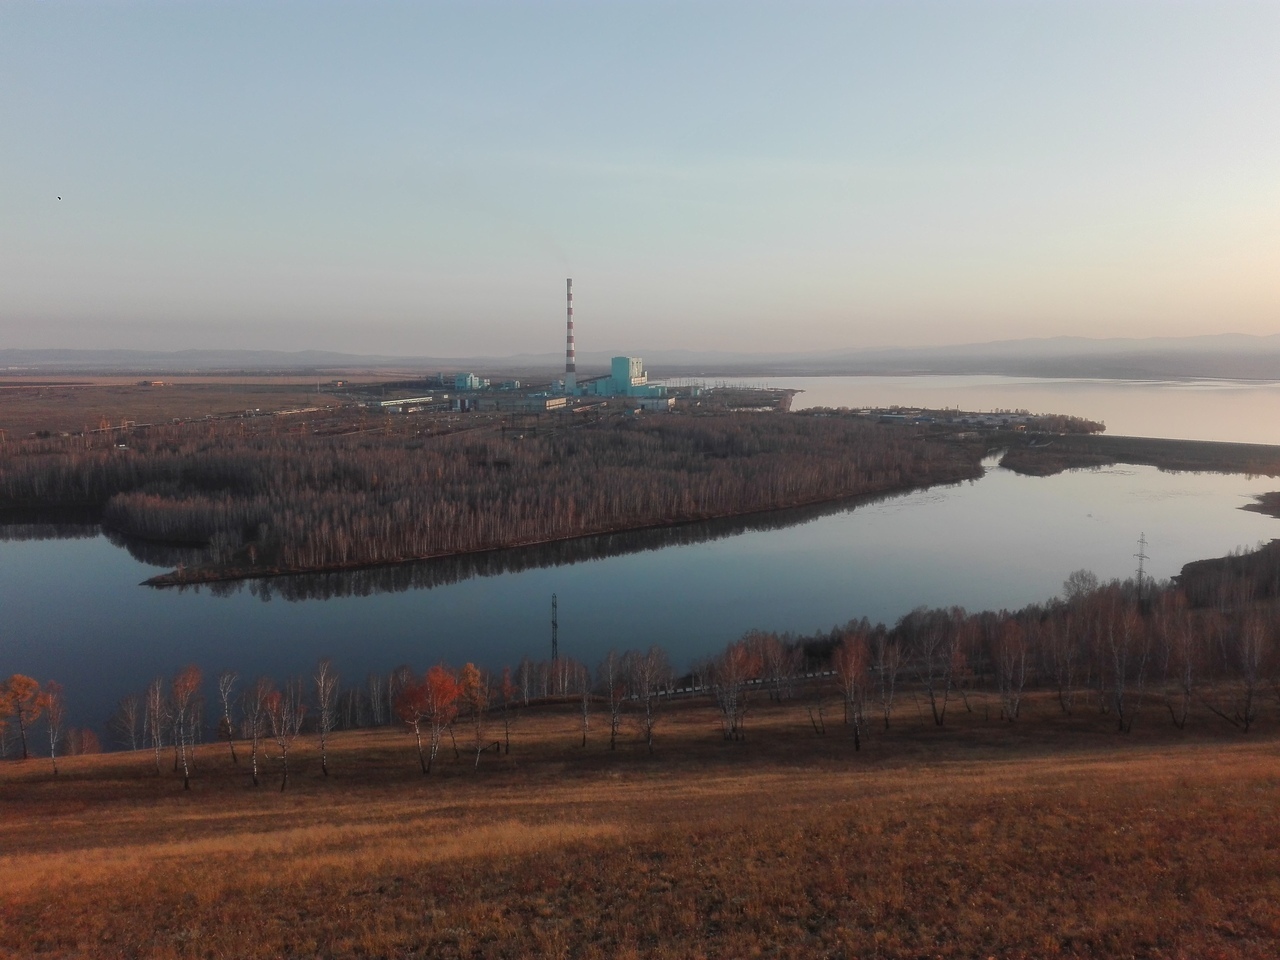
xmin=0 ymin=412 xmax=985 ymax=581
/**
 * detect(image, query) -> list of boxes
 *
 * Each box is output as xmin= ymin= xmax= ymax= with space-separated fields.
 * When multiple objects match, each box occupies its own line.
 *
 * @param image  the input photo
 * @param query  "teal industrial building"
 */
xmin=576 ymin=356 xmax=667 ymax=399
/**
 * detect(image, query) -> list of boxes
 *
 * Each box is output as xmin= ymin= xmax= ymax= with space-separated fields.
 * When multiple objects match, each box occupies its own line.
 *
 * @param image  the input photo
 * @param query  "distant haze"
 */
xmin=2 ymin=2 xmax=1278 ymax=355
xmin=5 ymin=334 xmax=1280 ymax=381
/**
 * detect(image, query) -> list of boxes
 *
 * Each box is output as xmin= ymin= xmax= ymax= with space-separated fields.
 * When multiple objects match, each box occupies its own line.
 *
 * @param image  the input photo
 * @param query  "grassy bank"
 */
xmin=998 ymin=433 xmax=1280 ymax=478
xmin=3 ymin=697 xmax=1279 ymax=959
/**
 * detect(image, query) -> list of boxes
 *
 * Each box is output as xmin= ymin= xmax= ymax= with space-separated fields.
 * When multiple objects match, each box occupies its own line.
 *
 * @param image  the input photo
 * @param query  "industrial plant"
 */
xmin=438 ymin=278 xmax=673 ymax=413
xmin=557 ymin=278 xmax=668 ymax=401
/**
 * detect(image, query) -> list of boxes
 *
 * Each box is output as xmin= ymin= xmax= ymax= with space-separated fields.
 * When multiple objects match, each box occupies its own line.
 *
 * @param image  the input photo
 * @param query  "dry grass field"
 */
xmin=2 ymin=695 xmax=1279 ymax=959
xmin=0 ymin=374 xmax=419 ymax=438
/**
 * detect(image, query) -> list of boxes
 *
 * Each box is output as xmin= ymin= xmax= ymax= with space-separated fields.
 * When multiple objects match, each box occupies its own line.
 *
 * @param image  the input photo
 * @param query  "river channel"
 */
xmin=2 ymin=376 xmax=1280 ymax=732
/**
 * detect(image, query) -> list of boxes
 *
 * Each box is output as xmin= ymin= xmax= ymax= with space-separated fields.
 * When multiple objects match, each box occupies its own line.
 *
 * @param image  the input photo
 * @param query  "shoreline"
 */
xmin=997 ymin=432 xmax=1280 ymax=478
xmin=140 ymin=466 xmax=983 ymax=588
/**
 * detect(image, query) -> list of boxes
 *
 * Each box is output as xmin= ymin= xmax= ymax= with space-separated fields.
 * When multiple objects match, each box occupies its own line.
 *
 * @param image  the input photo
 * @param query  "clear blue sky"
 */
xmin=2 ymin=1 xmax=1277 ymax=357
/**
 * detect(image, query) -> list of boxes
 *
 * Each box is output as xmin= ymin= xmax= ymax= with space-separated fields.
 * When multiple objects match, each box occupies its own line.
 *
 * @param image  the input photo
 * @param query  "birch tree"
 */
xmin=712 ymin=641 xmax=761 ymax=741
xmin=366 ymin=672 xmax=388 ymax=726
xmin=216 ymin=670 xmax=239 ymax=764
xmin=144 ymin=676 xmax=168 ymax=775
xmin=110 ymin=693 xmax=143 ymax=751
xmin=832 ymin=631 xmax=871 ymax=749
xmin=498 ymin=666 xmax=517 ymax=754
xmin=902 ymin=608 xmax=957 ymax=726
xmin=599 ymin=651 xmax=625 ymax=751
xmin=1099 ymin=587 xmax=1149 ymax=733
xmin=576 ymin=662 xmax=592 ymax=747
xmin=38 ymin=681 xmax=66 ymax=775
xmin=995 ymin=619 xmax=1029 ymax=721
xmin=314 ymin=658 xmax=338 ymax=776
xmin=873 ymin=629 xmax=900 ymax=729
xmin=1208 ymin=613 xmax=1270 ymax=733
xmin=627 ymin=646 xmax=670 ymax=754
xmin=266 ymin=686 xmax=305 ymax=791
xmin=170 ymin=665 xmax=203 ymax=790
xmin=395 ymin=665 xmax=460 ymax=774
xmin=1156 ymin=593 xmax=1198 ymax=729
xmin=459 ymin=662 xmax=494 ymax=770
xmin=243 ymin=676 xmax=272 ymax=787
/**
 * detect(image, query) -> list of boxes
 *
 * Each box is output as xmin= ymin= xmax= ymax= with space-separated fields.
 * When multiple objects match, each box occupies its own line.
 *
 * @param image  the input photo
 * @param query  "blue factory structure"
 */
xmin=559 ymin=279 xmax=667 ymax=399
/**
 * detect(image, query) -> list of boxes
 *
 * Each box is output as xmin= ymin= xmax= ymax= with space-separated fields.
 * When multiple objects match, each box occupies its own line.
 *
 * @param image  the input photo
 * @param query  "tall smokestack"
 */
xmin=565 ymin=278 xmax=576 ymax=394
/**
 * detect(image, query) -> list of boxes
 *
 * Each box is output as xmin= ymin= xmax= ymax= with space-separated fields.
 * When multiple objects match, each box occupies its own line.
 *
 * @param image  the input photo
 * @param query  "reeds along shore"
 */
xmin=5 ymin=540 xmax=1280 ymax=779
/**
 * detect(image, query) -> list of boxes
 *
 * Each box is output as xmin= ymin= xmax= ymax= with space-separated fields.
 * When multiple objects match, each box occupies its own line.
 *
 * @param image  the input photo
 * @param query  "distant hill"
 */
xmin=3 ymin=335 xmax=1279 ymax=380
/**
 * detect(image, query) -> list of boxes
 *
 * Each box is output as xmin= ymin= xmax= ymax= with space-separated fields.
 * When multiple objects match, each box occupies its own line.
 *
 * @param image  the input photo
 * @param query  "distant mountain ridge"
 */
xmin=3 ymin=334 xmax=1279 ymax=380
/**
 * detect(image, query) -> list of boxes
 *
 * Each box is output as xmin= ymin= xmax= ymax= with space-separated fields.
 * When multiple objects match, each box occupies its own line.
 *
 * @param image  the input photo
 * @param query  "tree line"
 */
xmin=5 ymin=541 xmax=1279 ymax=786
xmin=0 ymin=411 xmax=984 ymax=581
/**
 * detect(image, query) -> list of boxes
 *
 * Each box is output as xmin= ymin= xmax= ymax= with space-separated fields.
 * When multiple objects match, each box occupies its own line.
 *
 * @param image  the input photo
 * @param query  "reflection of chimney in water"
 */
xmin=565 ymin=278 xmax=576 ymax=395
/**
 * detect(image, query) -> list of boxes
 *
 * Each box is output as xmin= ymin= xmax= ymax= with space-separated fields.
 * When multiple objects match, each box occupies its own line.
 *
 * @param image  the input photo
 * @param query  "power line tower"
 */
xmin=551 ymin=593 xmax=559 ymax=662
xmin=1134 ymin=533 xmax=1149 ymax=601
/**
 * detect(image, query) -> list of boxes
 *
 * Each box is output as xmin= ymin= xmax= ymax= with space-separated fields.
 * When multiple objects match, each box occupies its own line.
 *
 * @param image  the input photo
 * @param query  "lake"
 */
xmin=734 ymin=375 xmax=1280 ymax=445
xmin=2 ymin=375 xmax=1279 ymax=735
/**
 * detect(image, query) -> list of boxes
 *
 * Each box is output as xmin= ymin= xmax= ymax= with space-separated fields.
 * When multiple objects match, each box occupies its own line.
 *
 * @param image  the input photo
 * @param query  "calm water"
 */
xmin=2 ymin=458 xmax=1277 ymax=732
xmin=735 ymin=375 xmax=1280 ymax=444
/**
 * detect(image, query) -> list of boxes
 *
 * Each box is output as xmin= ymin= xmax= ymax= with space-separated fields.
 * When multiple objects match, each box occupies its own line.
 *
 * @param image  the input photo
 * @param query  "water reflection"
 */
xmin=3 ymin=463 xmax=1278 ymax=734
xmin=0 ymin=521 xmax=99 ymax=543
xmin=0 ymin=505 xmax=100 ymax=542
xmin=172 ymin=486 xmax=938 ymax=602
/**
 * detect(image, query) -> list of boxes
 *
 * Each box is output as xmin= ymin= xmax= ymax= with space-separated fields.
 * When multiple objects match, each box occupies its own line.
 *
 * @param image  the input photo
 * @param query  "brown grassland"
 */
xmin=0 ymin=374 xmax=427 ymax=438
xmin=2 ymin=694 xmax=1279 ymax=959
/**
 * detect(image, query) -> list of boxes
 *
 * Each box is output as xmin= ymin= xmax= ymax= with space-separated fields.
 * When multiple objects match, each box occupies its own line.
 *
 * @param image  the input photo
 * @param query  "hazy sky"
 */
xmin=2 ymin=2 xmax=1278 ymax=357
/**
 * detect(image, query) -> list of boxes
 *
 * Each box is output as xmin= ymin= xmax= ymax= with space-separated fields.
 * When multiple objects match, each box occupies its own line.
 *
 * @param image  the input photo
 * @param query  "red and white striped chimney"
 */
xmin=565 ymin=278 xmax=576 ymax=394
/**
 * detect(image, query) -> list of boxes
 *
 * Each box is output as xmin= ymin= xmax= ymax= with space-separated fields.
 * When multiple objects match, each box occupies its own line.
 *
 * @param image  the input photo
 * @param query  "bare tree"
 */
xmin=266 ymin=685 xmax=305 ymax=791
xmin=243 ymin=677 xmax=272 ymax=787
xmin=599 ymin=650 xmax=625 ymax=750
xmin=748 ymin=631 xmax=799 ymax=702
xmin=873 ymin=629 xmax=900 ymax=729
xmin=498 ymin=666 xmax=517 ymax=754
xmin=459 ymin=662 xmax=496 ymax=770
xmin=1063 ymin=569 xmax=1100 ymax=603
xmin=109 ymin=693 xmax=143 ymax=751
xmin=832 ymin=631 xmax=871 ymax=749
xmin=366 ymin=671 xmax=388 ymax=726
xmin=1099 ymin=586 xmax=1149 ymax=733
xmin=995 ymin=619 xmax=1029 ymax=721
xmin=1044 ymin=610 xmax=1080 ymax=715
xmin=39 ymin=681 xmax=66 ymax=775
xmin=144 ymin=676 xmax=168 ymax=775
xmin=314 ymin=658 xmax=339 ymax=776
xmin=1208 ymin=613 xmax=1270 ymax=733
xmin=1155 ymin=593 xmax=1198 ymax=729
xmin=170 ymin=665 xmax=203 ymax=790
xmin=516 ymin=656 xmax=533 ymax=705
xmin=575 ymin=662 xmax=592 ymax=747
xmin=216 ymin=670 xmax=239 ymax=765
xmin=902 ymin=608 xmax=958 ymax=726
xmin=712 ymin=641 xmax=761 ymax=741
xmin=627 ymin=646 xmax=670 ymax=754
xmin=387 ymin=664 xmax=413 ymax=723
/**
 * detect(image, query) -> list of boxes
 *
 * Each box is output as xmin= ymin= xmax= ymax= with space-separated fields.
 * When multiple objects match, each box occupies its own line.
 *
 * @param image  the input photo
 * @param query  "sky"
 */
xmin=2 ymin=1 xmax=1278 ymax=358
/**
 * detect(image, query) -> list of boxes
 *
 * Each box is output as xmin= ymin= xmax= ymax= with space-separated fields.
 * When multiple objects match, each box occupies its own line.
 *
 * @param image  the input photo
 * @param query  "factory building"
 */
xmin=558 ymin=279 xmax=667 ymax=400
xmin=586 ymin=356 xmax=667 ymax=398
